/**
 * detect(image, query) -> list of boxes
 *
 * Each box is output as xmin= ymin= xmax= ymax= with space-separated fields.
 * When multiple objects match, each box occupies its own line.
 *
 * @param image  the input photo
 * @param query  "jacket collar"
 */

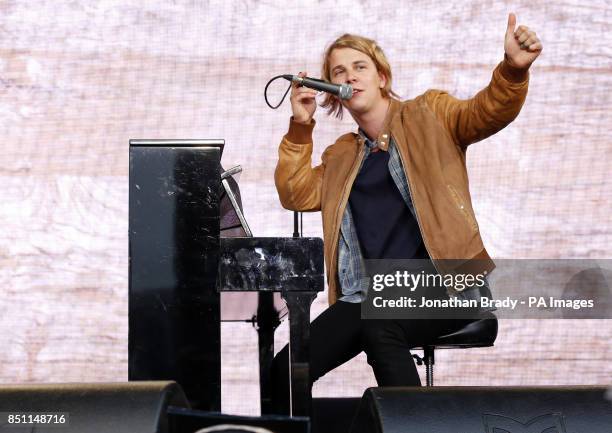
xmin=354 ymin=98 xmax=403 ymax=152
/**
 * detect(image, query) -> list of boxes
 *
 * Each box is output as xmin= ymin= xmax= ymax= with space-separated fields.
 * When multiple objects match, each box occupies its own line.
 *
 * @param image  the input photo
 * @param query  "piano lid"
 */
xmin=129 ymin=139 xmax=225 ymax=155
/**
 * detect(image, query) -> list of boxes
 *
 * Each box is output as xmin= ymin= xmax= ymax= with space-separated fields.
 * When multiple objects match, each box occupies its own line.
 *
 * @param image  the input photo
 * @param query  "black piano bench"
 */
xmin=412 ymin=312 xmax=498 ymax=386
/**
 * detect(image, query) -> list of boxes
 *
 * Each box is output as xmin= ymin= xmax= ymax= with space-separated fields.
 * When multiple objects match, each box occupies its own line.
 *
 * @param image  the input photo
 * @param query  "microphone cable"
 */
xmin=264 ymin=74 xmax=293 ymax=109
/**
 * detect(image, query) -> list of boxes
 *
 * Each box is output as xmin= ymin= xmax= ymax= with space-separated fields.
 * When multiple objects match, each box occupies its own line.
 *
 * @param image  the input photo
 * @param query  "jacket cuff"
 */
xmin=286 ymin=117 xmax=316 ymax=144
xmin=500 ymin=54 xmax=529 ymax=83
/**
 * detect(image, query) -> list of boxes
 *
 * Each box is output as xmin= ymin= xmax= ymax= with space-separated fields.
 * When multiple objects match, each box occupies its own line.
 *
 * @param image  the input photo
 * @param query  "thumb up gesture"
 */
xmin=504 ymin=13 xmax=543 ymax=69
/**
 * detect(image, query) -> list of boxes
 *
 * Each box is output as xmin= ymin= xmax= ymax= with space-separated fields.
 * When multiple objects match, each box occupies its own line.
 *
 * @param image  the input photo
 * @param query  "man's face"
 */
xmin=328 ymin=47 xmax=387 ymax=115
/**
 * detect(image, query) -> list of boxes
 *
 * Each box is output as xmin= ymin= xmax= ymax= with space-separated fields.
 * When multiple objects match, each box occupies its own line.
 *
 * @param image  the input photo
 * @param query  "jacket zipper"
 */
xmin=392 ymin=134 xmax=441 ymax=275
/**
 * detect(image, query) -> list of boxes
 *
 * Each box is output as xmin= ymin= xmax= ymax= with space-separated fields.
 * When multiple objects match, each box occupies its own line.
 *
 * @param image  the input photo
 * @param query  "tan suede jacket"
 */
xmin=275 ymin=59 xmax=529 ymax=305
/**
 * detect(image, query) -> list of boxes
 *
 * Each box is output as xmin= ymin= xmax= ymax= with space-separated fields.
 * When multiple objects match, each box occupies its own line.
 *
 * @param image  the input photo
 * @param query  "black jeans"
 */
xmin=270 ymin=299 xmax=476 ymax=415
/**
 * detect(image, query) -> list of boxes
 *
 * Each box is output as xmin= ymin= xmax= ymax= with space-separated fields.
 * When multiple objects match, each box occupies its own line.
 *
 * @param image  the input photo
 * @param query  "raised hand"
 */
xmin=504 ymin=13 xmax=543 ymax=69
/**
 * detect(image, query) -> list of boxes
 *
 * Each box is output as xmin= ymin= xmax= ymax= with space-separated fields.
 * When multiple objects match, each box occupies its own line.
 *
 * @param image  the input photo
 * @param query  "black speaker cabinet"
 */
xmin=0 ymin=381 xmax=188 ymax=433
xmin=350 ymin=386 xmax=612 ymax=433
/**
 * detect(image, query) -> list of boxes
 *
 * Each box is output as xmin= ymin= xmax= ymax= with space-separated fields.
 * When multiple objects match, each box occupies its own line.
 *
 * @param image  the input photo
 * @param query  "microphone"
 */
xmin=282 ymin=75 xmax=353 ymax=100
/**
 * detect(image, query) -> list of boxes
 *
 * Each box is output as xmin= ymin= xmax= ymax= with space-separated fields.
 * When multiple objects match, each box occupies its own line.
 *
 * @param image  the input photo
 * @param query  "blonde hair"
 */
xmin=320 ymin=34 xmax=399 ymax=118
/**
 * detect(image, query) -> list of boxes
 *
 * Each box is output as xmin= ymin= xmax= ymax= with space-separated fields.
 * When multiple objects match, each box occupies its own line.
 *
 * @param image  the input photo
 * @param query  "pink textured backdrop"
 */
xmin=1 ymin=0 xmax=611 ymax=415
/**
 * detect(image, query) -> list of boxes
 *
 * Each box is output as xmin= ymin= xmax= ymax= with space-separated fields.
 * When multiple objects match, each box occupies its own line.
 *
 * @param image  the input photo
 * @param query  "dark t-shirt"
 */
xmin=348 ymin=149 xmax=429 ymax=260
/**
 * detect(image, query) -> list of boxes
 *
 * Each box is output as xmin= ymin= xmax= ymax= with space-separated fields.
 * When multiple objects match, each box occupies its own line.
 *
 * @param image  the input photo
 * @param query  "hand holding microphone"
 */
xmin=264 ymin=71 xmax=352 ymax=112
xmin=289 ymin=72 xmax=354 ymax=124
xmin=289 ymin=72 xmax=319 ymax=124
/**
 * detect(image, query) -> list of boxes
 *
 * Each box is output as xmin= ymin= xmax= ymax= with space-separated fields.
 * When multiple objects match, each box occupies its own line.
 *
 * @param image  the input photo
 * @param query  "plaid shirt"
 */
xmin=338 ymin=132 xmax=493 ymax=308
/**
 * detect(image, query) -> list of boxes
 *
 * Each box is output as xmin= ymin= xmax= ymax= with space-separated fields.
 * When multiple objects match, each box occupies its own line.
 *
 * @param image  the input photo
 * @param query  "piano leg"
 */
xmin=256 ymin=292 xmax=281 ymax=414
xmin=282 ymin=291 xmax=318 ymax=417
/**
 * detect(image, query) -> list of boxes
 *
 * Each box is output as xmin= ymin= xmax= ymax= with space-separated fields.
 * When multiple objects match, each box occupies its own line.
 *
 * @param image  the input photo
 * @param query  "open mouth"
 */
xmin=352 ymin=89 xmax=363 ymax=96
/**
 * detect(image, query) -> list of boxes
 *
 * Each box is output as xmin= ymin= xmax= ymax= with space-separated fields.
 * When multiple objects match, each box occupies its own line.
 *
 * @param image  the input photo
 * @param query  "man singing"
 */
xmin=271 ymin=13 xmax=542 ymax=413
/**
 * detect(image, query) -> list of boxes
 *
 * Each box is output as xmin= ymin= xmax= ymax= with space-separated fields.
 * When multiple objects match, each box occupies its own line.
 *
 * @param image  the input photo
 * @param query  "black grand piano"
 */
xmin=128 ymin=140 xmax=323 ymax=417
